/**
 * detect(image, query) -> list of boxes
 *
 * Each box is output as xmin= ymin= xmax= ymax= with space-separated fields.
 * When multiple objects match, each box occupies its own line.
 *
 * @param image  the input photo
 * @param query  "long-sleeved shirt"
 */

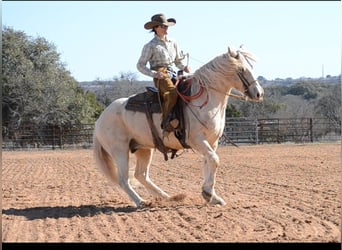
xmin=137 ymin=35 xmax=186 ymax=78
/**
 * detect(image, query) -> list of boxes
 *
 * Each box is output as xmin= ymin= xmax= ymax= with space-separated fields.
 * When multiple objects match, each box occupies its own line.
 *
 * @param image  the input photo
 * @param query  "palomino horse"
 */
xmin=93 ymin=46 xmax=264 ymax=208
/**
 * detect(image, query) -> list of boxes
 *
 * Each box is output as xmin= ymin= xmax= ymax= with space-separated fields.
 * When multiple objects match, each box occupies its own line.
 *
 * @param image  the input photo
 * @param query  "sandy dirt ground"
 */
xmin=1 ymin=142 xmax=341 ymax=243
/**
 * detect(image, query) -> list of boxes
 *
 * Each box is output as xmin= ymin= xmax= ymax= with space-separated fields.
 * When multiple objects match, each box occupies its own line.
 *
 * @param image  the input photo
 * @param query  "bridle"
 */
xmin=173 ymin=59 xmax=259 ymax=130
xmin=203 ymin=69 xmax=259 ymax=102
xmin=175 ymin=50 xmax=260 ymax=105
xmin=235 ymin=69 xmax=259 ymax=100
xmin=175 ymin=77 xmax=209 ymax=109
xmin=175 ymin=67 xmax=259 ymax=106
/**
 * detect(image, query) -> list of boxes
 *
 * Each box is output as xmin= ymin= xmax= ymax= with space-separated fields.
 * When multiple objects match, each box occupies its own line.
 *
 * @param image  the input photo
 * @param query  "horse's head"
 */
xmin=228 ymin=46 xmax=264 ymax=102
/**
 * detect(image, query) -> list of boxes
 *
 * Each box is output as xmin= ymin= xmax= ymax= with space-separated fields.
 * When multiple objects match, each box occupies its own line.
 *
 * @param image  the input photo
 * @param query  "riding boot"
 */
xmin=160 ymin=89 xmax=178 ymax=130
xmin=161 ymin=113 xmax=172 ymax=131
xmin=153 ymin=68 xmax=179 ymax=131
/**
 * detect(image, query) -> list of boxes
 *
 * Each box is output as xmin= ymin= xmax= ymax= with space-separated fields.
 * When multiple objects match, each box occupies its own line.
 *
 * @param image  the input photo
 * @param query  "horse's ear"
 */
xmin=228 ymin=46 xmax=238 ymax=58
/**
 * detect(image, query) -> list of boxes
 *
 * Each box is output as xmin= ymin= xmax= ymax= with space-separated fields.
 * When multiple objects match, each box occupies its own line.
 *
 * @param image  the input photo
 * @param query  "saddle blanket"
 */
xmin=125 ymin=86 xmax=162 ymax=113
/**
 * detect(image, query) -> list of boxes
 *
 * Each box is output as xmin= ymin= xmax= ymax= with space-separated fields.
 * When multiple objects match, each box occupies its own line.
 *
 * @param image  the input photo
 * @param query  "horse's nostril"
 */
xmin=258 ymin=91 xmax=264 ymax=98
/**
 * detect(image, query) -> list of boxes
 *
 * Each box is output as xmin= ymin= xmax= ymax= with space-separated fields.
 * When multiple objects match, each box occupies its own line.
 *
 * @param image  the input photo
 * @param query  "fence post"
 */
xmin=309 ymin=118 xmax=313 ymax=142
xmin=52 ymin=126 xmax=55 ymax=150
xmin=59 ymin=126 xmax=63 ymax=149
xmin=255 ymin=119 xmax=259 ymax=144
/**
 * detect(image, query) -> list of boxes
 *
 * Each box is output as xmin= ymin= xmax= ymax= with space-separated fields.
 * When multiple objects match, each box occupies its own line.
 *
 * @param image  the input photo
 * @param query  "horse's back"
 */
xmin=94 ymin=95 xmax=155 ymax=144
xmin=96 ymin=97 xmax=126 ymax=123
xmin=94 ymin=97 xmax=130 ymax=144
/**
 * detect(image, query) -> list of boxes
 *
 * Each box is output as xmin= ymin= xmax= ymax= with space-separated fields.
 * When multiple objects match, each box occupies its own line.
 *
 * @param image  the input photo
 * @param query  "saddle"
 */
xmin=125 ymin=78 xmax=192 ymax=161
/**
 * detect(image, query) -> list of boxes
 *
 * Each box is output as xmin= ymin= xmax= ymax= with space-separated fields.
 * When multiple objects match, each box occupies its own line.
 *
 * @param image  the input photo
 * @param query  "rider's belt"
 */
xmin=152 ymin=66 xmax=176 ymax=79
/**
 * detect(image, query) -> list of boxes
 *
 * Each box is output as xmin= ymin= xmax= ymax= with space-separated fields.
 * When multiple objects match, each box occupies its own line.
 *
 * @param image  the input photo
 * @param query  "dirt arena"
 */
xmin=2 ymin=142 xmax=341 ymax=243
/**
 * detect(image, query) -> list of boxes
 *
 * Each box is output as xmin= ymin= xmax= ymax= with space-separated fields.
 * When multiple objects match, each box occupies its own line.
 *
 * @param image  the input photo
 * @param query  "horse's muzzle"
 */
xmin=249 ymin=82 xmax=264 ymax=102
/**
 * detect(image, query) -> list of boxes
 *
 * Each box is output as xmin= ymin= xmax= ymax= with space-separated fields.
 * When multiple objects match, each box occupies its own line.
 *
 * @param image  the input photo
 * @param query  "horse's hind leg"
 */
xmin=134 ymin=148 xmax=169 ymax=199
xmin=112 ymin=147 xmax=147 ymax=208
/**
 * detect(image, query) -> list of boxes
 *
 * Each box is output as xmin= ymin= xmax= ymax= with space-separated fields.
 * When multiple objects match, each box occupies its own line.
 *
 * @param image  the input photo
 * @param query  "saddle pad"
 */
xmin=125 ymin=84 xmax=191 ymax=150
xmin=125 ymin=79 xmax=192 ymax=114
xmin=125 ymin=89 xmax=162 ymax=113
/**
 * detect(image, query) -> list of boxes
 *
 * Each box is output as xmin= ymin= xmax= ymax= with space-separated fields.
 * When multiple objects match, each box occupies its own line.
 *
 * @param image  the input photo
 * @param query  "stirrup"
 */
xmin=161 ymin=113 xmax=171 ymax=130
xmin=161 ymin=119 xmax=178 ymax=132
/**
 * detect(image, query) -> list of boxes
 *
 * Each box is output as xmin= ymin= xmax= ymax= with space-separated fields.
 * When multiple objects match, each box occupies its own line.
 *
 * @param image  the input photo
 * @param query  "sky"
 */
xmin=2 ymin=1 xmax=341 ymax=82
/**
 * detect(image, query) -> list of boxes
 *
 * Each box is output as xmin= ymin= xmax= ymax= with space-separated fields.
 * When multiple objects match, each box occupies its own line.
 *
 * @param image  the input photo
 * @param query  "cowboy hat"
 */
xmin=144 ymin=13 xmax=176 ymax=30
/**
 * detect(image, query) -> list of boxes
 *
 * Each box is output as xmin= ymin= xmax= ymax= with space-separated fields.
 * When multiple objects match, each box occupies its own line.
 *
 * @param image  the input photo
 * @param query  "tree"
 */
xmin=257 ymin=76 xmax=267 ymax=82
xmin=93 ymin=72 xmax=149 ymax=107
xmin=229 ymin=88 xmax=284 ymax=119
xmin=226 ymin=104 xmax=241 ymax=117
xmin=286 ymin=82 xmax=317 ymax=100
xmin=314 ymin=84 xmax=341 ymax=126
xmin=118 ymin=71 xmax=138 ymax=85
xmin=2 ymin=26 xmax=101 ymax=129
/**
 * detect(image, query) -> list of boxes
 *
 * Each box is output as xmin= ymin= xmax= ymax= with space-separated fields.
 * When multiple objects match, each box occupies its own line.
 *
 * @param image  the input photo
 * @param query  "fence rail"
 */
xmin=2 ymin=124 xmax=94 ymax=150
xmin=219 ymin=117 xmax=341 ymax=145
xmin=2 ymin=117 xmax=341 ymax=150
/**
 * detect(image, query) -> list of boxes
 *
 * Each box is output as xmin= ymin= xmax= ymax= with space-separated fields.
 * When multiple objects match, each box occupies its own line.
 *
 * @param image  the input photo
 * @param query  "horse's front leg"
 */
xmin=194 ymin=139 xmax=226 ymax=206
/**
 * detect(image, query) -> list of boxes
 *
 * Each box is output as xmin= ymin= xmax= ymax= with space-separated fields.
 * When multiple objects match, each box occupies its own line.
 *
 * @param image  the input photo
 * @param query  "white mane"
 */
xmin=238 ymin=48 xmax=258 ymax=63
xmin=193 ymin=46 xmax=258 ymax=85
xmin=237 ymin=47 xmax=258 ymax=69
xmin=194 ymin=53 xmax=238 ymax=84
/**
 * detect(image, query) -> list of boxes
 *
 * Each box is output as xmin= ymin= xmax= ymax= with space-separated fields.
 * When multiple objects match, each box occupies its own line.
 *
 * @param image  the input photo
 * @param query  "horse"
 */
xmin=93 ymin=46 xmax=264 ymax=208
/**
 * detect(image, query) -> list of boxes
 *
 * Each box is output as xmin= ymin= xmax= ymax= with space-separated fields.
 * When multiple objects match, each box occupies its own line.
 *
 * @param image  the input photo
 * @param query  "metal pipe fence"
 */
xmin=219 ymin=117 xmax=341 ymax=145
xmin=2 ymin=124 xmax=94 ymax=150
xmin=2 ymin=117 xmax=341 ymax=150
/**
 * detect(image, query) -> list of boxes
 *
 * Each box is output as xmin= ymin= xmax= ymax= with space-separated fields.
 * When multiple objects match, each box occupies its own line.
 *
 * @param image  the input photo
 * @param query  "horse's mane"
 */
xmin=194 ymin=48 xmax=257 ymax=85
xmin=238 ymin=48 xmax=258 ymax=68
xmin=238 ymin=48 xmax=258 ymax=63
xmin=194 ymin=53 xmax=237 ymax=84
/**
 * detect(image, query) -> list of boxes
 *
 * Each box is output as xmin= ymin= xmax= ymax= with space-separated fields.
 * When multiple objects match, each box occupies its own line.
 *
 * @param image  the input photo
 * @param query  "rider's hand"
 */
xmin=184 ymin=66 xmax=191 ymax=73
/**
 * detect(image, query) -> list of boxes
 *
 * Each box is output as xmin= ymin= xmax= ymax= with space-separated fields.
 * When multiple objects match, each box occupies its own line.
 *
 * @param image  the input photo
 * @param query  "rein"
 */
xmin=206 ymin=70 xmax=259 ymax=101
xmin=175 ymin=73 xmax=251 ymax=109
xmin=204 ymin=80 xmax=249 ymax=101
xmin=185 ymin=50 xmax=258 ymax=102
xmin=175 ymin=78 xmax=209 ymax=109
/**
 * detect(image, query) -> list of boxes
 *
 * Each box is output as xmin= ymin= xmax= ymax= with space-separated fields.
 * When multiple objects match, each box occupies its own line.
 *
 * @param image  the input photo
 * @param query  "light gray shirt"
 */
xmin=137 ymin=35 xmax=186 ymax=78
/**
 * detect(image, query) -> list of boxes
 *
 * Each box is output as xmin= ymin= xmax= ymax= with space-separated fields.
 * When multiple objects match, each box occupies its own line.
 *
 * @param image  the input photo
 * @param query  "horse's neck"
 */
xmin=190 ymin=77 xmax=230 ymax=118
xmin=194 ymin=77 xmax=229 ymax=109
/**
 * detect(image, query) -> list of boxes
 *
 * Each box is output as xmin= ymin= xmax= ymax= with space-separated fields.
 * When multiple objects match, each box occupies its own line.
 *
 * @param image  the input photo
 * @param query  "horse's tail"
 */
xmin=93 ymin=133 xmax=118 ymax=185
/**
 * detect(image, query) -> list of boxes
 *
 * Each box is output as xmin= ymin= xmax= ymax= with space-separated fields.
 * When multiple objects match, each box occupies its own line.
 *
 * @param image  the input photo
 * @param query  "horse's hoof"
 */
xmin=135 ymin=201 xmax=145 ymax=209
xmin=201 ymin=190 xmax=212 ymax=202
xmin=202 ymin=190 xmax=226 ymax=206
xmin=136 ymin=200 xmax=152 ymax=209
xmin=210 ymin=197 xmax=226 ymax=206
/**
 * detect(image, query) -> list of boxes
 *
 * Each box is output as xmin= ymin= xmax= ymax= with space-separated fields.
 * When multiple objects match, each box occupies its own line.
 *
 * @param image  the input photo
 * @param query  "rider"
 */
xmin=136 ymin=13 xmax=191 ymax=131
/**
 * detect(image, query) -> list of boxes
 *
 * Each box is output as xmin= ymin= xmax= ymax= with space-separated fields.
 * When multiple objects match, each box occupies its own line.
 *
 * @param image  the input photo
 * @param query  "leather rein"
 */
xmin=175 ymin=70 xmax=258 ymax=107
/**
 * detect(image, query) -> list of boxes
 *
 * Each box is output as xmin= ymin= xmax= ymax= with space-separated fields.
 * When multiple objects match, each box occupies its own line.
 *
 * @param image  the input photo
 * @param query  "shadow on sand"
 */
xmin=2 ymin=204 xmax=139 ymax=220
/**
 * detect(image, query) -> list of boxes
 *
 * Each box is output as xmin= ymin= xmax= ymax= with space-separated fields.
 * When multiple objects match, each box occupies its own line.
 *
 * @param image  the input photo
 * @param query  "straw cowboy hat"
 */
xmin=144 ymin=13 xmax=176 ymax=30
